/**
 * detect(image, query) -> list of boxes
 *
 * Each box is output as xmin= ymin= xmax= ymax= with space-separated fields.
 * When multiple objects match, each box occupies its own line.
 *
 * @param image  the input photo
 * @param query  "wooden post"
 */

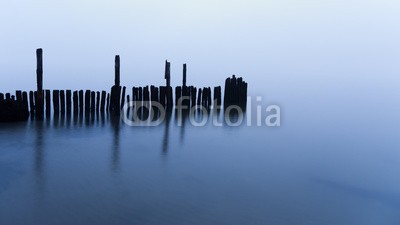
xmin=214 ymin=86 xmax=221 ymax=108
xmin=191 ymin=86 xmax=197 ymax=108
xmin=175 ymin=86 xmax=182 ymax=107
xmin=126 ymin=95 xmax=130 ymax=114
xmin=100 ymin=91 xmax=106 ymax=112
xmin=22 ymin=91 xmax=29 ymax=117
xmin=53 ymin=90 xmax=60 ymax=115
xmin=183 ymin=64 xmax=187 ymax=87
xmin=36 ymin=49 xmax=44 ymax=120
xmin=6 ymin=93 xmax=11 ymax=101
xmin=85 ymin=90 xmax=90 ymax=113
xmin=79 ymin=90 xmax=84 ymax=113
xmin=16 ymin=91 xmax=22 ymax=102
xmin=160 ymin=86 xmax=166 ymax=108
xmin=197 ymin=88 xmax=202 ymax=106
xmin=110 ymin=55 xmax=121 ymax=115
xmin=96 ymin=91 xmax=100 ymax=112
xmin=73 ymin=91 xmax=78 ymax=113
xmin=29 ymin=91 xmax=35 ymax=115
xmin=106 ymin=93 xmax=110 ymax=112
xmin=91 ymin=91 xmax=96 ymax=111
xmin=60 ymin=90 xmax=65 ymax=115
xmin=45 ymin=90 xmax=51 ymax=117
xmin=66 ymin=90 xmax=72 ymax=114
xmin=120 ymin=86 xmax=126 ymax=110
xmin=165 ymin=60 xmax=171 ymax=87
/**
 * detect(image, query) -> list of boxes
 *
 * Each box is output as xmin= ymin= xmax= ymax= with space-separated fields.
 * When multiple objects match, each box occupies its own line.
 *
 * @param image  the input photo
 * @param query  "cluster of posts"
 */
xmin=0 ymin=49 xmax=248 ymax=122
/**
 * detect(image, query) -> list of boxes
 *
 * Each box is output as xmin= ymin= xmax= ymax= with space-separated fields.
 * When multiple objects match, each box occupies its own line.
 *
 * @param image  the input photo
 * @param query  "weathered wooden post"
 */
xmin=36 ymin=48 xmax=44 ymax=120
xmin=66 ymin=90 xmax=72 ymax=115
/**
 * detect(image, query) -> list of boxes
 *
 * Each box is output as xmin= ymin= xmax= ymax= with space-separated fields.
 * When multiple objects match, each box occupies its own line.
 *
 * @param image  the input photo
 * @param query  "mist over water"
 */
xmin=1 ymin=0 xmax=400 ymax=224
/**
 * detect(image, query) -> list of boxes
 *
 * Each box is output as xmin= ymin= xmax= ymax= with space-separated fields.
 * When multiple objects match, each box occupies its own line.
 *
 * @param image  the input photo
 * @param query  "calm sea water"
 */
xmin=1 ymin=92 xmax=400 ymax=225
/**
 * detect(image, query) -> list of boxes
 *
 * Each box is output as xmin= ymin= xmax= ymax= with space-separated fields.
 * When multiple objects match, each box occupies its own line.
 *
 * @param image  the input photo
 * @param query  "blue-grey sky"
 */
xmin=0 ymin=0 xmax=399 ymax=103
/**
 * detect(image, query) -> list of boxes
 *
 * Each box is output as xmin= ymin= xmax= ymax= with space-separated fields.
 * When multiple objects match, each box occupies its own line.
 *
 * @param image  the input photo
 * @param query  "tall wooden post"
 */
xmin=36 ymin=48 xmax=44 ymax=120
xmin=183 ymin=64 xmax=187 ymax=87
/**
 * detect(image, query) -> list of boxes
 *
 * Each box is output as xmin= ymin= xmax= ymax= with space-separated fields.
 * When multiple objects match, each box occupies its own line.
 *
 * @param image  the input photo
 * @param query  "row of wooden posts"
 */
xmin=0 ymin=49 xmax=247 ymax=122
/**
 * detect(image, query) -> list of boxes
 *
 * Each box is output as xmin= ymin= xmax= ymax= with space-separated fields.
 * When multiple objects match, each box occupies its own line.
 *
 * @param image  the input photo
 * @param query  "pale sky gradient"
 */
xmin=0 ymin=0 xmax=399 ymax=105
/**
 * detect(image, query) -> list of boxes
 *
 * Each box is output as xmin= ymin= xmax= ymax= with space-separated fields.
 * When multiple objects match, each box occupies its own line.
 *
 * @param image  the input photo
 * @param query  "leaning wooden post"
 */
xmin=36 ymin=48 xmax=44 ymax=120
xmin=120 ymin=86 xmax=126 ymax=110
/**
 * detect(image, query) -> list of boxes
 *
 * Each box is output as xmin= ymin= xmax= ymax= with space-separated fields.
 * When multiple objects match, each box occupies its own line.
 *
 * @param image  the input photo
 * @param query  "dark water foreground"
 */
xmin=0 ymin=110 xmax=400 ymax=225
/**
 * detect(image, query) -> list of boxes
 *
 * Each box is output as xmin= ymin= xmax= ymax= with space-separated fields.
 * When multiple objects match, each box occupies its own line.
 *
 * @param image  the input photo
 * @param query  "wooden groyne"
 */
xmin=0 ymin=49 xmax=248 ymax=122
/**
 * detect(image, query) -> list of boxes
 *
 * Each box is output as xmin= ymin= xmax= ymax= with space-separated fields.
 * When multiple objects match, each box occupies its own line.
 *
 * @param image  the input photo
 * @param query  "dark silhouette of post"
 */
xmin=100 ymin=91 xmax=106 ymax=112
xmin=165 ymin=60 xmax=171 ymax=87
xmin=110 ymin=55 xmax=121 ymax=115
xmin=36 ymin=49 xmax=44 ymax=120
xmin=53 ymin=90 xmax=60 ymax=116
xmin=45 ymin=90 xmax=51 ymax=117
xmin=79 ymin=90 xmax=84 ymax=113
xmin=73 ymin=91 xmax=78 ymax=113
xmin=60 ymin=90 xmax=65 ymax=115
xmin=183 ymin=64 xmax=187 ymax=87
xmin=66 ymin=90 xmax=72 ymax=115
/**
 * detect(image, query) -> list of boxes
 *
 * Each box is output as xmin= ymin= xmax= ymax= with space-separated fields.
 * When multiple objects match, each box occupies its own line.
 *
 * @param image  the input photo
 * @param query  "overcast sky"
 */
xmin=0 ymin=0 xmax=399 ymax=105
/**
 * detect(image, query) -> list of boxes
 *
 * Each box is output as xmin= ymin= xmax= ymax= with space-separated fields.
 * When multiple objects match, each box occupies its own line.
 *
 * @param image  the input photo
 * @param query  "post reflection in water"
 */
xmin=110 ymin=115 xmax=120 ymax=172
xmin=33 ymin=120 xmax=45 ymax=196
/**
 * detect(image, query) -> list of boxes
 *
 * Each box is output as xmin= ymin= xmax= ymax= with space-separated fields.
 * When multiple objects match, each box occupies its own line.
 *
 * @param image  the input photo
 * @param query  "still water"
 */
xmin=0 ymin=99 xmax=400 ymax=225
